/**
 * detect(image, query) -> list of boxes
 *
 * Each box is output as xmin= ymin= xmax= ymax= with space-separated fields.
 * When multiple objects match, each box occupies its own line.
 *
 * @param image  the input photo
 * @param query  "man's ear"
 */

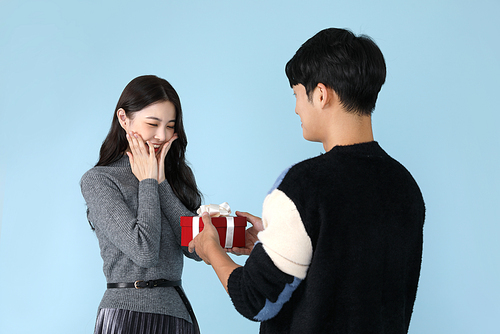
xmin=315 ymin=83 xmax=331 ymax=109
xmin=316 ymin=83 xmax=340 ymax=110
xmin=117 ymin=108 xmax=128 ymax=130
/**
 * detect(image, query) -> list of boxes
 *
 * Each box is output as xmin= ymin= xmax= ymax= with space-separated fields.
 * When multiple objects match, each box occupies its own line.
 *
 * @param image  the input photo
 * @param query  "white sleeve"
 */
xmin=257 ymin=189 xmax=313 ymax=279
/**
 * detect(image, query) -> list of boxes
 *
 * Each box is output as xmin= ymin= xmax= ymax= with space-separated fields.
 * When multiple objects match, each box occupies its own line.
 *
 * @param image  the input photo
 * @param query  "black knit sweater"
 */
xmin=228 ymin=142 xmax=425 ymax=333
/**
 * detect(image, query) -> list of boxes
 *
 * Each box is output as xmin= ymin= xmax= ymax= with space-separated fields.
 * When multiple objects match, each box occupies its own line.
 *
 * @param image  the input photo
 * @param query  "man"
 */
xmin=189 ymin=28 xmax=425 ymax=333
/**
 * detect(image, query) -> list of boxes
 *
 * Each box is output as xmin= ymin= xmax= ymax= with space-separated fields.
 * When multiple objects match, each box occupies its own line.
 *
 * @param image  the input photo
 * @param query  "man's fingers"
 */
xmin=235 ymin=211 xmax=252 ymax=220
xmin=227 ymin=247 xmax=250 ymax=256
xmin=188 ymin=239 xmax=195 ymax=253
xmin=201 ymin=212 xmax=214 ymax=228
xmin=236 ymin=211 xmax=261 ymax=227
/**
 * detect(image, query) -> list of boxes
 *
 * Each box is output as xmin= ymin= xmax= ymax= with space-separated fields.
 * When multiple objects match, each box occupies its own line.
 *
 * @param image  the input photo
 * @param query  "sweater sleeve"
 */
xmin=81 ymin=170 xmax=162 ymax=268
xmin=228 ymin=243 xmax=301 ymax=321
xmin=158 ymin=181 xmax=201 ymax=261
xmin=227 ymin=187 xmax=313 ymax=321
xmin=258 ymin=189 xmax=313 ymax=279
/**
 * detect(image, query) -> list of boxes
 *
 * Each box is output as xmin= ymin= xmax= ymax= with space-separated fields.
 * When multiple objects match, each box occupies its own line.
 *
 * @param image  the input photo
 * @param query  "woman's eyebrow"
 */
xmin=146 ymin=116 xmax=162 ymax=121
xmin=145 ymin=116 xmax=175 ymax=123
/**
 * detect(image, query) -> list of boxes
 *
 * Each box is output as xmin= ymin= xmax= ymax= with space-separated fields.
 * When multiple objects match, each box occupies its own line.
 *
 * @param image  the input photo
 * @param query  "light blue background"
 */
xmin=1 ymin=0 xmax=499 ymax=333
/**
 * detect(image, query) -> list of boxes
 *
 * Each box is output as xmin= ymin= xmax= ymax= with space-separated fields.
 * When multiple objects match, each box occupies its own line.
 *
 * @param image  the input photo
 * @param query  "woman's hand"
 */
xmin=126 ymin=132 xmax=158 ymax=182
xmin=226 ymin=211 xmax=264 ymax=256
xmin=157 ymin=134 xmax=178 ymax=184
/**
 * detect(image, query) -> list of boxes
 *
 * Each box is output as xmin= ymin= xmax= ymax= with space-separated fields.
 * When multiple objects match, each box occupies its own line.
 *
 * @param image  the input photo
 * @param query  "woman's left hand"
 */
xmin=157 ymin=134 xmax=178 ymax=183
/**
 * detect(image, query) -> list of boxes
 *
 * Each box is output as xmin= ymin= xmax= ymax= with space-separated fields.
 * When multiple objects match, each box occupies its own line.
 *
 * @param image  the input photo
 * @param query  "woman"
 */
xmin=81 ymin=75 xmax=202 ymax=334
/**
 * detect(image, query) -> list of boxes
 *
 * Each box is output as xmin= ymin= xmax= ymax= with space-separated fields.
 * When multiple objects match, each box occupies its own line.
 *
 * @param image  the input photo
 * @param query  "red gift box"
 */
xmin=180 ymin=216 xmax=246 ymax=248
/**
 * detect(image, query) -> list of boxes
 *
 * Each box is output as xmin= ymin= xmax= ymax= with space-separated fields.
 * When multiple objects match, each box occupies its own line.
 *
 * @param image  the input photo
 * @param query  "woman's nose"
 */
xmin=154 ymin=130 xmax=166 ymax=142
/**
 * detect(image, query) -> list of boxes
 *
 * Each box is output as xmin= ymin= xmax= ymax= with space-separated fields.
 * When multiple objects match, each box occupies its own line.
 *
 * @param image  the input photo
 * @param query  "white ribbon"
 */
xmin=225 ymin=217 xmax=234 ymax=248
xmin=196 ymin=202 xmax=231 ymax=217
xmin=193 ymin=202 xmax=235 ymax=248
xmin=192 ymin=217 xmax=200 ymax=239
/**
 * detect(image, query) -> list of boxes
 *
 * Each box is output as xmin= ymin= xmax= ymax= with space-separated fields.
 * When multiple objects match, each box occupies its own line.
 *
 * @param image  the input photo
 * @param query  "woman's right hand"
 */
xmin=126 ymin=132 xmax=158 ymax=182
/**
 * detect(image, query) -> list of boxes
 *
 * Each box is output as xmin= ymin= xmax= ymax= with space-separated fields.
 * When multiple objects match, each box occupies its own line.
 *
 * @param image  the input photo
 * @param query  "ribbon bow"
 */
xmin=196 ymin=202 xmax=231 ymax=217
xmin=193 ymin=202 xmax=235 ymax=248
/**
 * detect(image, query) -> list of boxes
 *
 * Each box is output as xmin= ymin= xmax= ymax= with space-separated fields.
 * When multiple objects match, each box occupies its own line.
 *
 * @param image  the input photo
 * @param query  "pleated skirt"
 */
xmin=94 ymin=308 xmax=195 ymax=334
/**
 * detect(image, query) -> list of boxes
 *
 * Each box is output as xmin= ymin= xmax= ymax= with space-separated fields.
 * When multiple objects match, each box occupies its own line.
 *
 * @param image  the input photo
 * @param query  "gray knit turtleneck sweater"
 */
xmin=80 ymin=155 xmax=201 ymax=322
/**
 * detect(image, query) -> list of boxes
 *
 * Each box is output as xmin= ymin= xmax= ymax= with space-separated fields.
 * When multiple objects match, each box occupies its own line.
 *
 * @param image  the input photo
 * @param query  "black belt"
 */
xmin=107 ymin=279 xmax=200 ymax=334
xmin=107 ymin=279 xmax=181 ymax=289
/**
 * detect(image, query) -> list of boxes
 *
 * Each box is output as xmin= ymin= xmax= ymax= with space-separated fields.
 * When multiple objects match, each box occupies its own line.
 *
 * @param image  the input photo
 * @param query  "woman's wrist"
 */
xmin=139 ymin=177 xmax=159 ymax=184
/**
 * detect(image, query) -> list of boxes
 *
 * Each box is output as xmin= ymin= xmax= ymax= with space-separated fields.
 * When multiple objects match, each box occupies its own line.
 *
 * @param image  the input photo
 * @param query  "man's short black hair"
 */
xmin=285 ymin=28 xmax=386 ymax=115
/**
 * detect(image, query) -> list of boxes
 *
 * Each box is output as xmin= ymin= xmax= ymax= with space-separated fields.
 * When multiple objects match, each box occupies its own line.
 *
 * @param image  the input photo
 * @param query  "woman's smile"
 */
xmin=153 ymin=143 xmax=162 ymax=153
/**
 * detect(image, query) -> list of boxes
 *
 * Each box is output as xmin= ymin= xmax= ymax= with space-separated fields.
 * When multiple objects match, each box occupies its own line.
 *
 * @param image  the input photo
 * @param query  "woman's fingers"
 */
xmin=157 ymin=134 xmax=178 ymax=183
xmin=127 ymin=132 xmax=142 ymax=157
xmin=134 ymin=133 xmax=148 ymax=155
xmin=126 ymin=132 xmax=158 ymax=181
xmin=158 ymin=134 xmax=178 ymax=160
xmin=128 ymin=132 xmax=148 ymax=157
xmin=146 ymin=140 xmax=155 ymax=159
xmin=126 ymin=151 xmax=134 ymax=166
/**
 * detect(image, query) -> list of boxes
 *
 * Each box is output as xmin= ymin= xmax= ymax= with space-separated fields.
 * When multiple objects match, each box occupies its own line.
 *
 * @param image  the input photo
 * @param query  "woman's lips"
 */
xmin=152 ymin=143 xmax=162 ymax=153
xmin=143 ymin=142 xmax=163 ymax=153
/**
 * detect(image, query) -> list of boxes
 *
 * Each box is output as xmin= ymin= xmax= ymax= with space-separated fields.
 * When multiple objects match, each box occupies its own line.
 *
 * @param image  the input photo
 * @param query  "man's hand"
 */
xmin=188 ymin=212 xmax=221 ymax=265
xmin=188 ymin=212 xmax=241 ymax=292
xmin=226 ymin=211 xmax=264 ymax=256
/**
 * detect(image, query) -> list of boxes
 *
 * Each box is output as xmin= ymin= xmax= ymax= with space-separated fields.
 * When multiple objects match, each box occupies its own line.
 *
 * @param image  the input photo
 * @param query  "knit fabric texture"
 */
xmin=81 ymin=155 xmax=201 ymax=322
xmin=228 ymin=141 xmax=425 ymax=333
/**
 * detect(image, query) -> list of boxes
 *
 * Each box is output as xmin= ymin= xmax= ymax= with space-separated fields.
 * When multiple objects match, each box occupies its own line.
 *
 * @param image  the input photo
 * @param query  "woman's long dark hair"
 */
xmin=89 ymin=75 xmax=202 ymax=229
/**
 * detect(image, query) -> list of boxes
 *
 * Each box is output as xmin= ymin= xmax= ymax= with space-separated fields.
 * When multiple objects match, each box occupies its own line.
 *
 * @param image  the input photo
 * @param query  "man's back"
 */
xmin=264 ymin=141 xmax=425 ymax=333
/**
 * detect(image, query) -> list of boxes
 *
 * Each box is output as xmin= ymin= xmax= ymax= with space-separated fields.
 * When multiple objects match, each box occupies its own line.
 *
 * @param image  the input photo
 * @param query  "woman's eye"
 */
xmin=148 ymin=123 xmax=158 ymax=127
xmin=167 ymin=126 xmax=175 ymax=129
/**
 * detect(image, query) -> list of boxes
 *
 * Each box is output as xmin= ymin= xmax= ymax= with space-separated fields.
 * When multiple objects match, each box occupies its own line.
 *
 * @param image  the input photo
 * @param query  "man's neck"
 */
xmin=322 ymin=112 xmax=374 ymax=152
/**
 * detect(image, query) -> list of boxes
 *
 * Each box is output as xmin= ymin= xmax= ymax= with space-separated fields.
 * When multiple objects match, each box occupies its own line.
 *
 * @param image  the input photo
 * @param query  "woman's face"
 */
xmin=118 ymin=100 xmax=176 ymax=154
